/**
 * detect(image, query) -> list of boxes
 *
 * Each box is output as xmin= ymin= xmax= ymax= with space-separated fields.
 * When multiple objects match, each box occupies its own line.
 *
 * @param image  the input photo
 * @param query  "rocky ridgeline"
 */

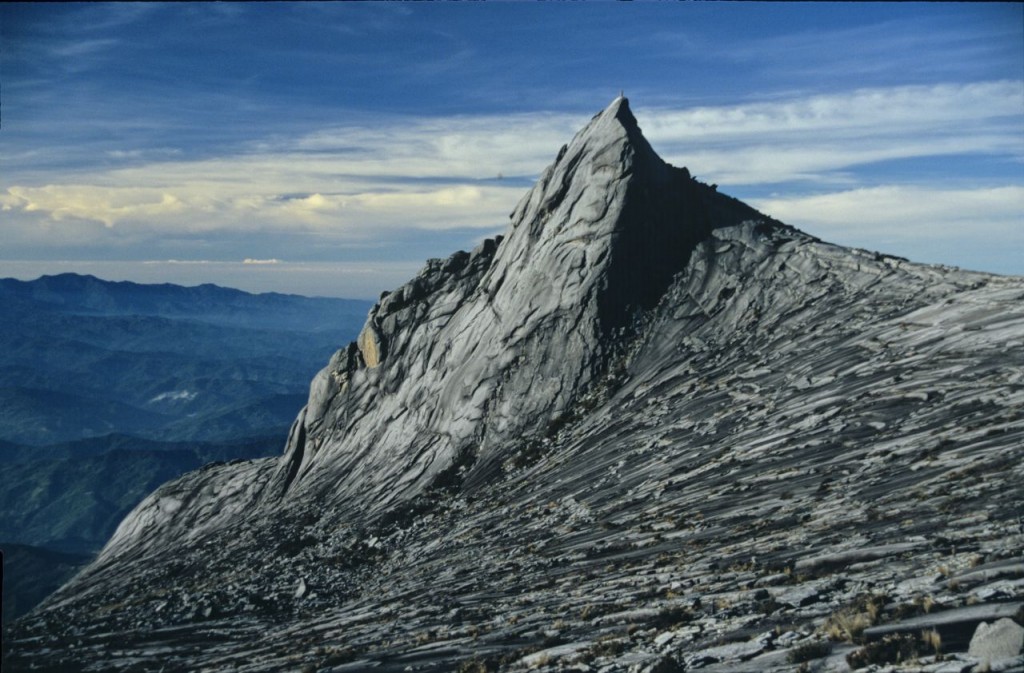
xmin=5 ymin=98 xmax=1023 ymax=672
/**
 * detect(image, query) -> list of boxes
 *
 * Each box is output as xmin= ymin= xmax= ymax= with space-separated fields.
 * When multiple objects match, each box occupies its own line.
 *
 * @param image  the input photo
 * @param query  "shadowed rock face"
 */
xmin=6 ymin=99 xmax=1023 ymax=673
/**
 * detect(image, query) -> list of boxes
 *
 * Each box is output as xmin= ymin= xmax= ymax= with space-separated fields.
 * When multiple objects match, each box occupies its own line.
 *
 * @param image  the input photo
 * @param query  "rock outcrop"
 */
xmin=6 ymin=98 xmax=1023 ymax=673
xmin=970 ymin=618 xmax=1024 ymax=662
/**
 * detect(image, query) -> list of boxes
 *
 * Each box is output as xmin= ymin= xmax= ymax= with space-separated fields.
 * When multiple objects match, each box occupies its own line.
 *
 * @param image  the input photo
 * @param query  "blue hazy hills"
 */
xmin=0 ymin=273 xmax=372 ymax=446
xmin=0 ymin=273 xmax=371 ymax=619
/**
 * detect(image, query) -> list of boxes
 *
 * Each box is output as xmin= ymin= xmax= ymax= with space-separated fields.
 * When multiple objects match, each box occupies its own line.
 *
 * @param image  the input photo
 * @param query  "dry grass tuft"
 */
xmin=823 ymin=594 xmax=886 ymax=643
xmin=922 ymin=628 xmax=942 ymax=658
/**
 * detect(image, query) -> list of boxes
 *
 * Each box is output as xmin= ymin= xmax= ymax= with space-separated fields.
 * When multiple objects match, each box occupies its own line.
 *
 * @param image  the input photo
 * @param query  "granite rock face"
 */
xmin=970 ymin=618 xmax=1024 ymax=661
xmin=261 ymin=97 xmax=762 ymax=521
xmin=6 ymin=98 xmax=1023 ymax=673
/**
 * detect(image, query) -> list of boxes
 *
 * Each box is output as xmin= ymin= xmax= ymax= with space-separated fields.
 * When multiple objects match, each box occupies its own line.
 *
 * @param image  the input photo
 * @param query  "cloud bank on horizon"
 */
xmin=1 ymin=3 xmax=1021 ymax=297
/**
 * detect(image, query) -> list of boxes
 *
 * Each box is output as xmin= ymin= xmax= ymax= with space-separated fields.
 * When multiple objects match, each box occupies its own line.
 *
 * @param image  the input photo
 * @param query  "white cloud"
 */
xmin=286 ymin=112 xmax=585 ymax=179
xmin=2 ymin=185 xmax=186 ymax=228
xmin=149 ymin=390 xmax=198 ymax=404
xmin=639 ymin=81 xmax=1024 ymax=184
xmin=106 ymin=148 xmax=183 ymax=160
xmin=360 ymin=184 xmax=520 ymax=231
xmin=51 ymin=38 xmax=120 ymax=59
xmin=750 ymin=185 xmax=1024 ymax=272
xmin=1 ymin=174 xmax=524 ymax=236
xmin=2 ymin=80 xmax=1020 ymax=273
xmin=753 ymin=185 xmax=1024 ymax=235
xmin=647 ymin=82 xmax=1021 ymax=138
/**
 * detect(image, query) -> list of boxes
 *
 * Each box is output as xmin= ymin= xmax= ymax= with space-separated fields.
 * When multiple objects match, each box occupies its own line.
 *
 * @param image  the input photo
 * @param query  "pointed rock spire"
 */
xmin=497 ymin=94 xmax=755 ymax=334
xmin=262 ymin=96 xmax=764 ymax=511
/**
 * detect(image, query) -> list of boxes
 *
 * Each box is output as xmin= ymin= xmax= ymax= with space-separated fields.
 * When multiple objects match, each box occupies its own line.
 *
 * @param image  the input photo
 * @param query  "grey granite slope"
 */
xmin=268 ymin=96 xmax=764 ymax=521
xmin=6 ymin=98 xmax=1022 ymax=673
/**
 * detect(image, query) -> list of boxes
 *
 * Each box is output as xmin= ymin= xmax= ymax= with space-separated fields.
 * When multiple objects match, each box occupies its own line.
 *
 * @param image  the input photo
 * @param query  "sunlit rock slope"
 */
xmin=6 ymin=98 xmax=1023 ymax=673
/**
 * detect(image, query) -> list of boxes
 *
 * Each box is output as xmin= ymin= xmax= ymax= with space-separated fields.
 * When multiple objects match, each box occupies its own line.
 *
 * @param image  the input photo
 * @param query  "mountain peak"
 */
xmin=601 ymin=93 xmax=633 ymax=122
xmin=504 ymin=96 xmax=763 ymax=329
xmin=257 ymin=99 xmax=769 ymax=507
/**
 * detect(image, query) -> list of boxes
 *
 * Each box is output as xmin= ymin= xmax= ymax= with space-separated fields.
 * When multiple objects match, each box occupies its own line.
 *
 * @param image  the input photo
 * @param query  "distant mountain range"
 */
xmin=0 ymin=273 xmax=371 ymax=618
xmin=0 ymin=273 xmax=373 ymax=446
xmin=0 ymin=434 xmax=286 ymax=554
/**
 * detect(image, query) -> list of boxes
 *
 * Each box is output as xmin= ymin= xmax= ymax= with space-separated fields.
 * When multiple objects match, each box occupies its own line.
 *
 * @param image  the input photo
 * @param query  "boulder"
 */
xmin=968 ymin=617 xmax=1024 ymax=661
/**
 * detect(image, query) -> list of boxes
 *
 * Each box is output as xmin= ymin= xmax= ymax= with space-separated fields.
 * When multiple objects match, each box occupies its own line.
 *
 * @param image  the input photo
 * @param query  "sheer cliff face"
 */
xmin=265 ymin=97 xmax=762 ymax=516
xmin=13 ymin=99 xmax=1023 ymax=673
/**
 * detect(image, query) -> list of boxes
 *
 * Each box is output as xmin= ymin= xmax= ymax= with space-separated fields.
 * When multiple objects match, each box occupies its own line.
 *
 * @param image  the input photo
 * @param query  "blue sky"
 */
xmin=1 ymin=2 xmax=1021 ymax=298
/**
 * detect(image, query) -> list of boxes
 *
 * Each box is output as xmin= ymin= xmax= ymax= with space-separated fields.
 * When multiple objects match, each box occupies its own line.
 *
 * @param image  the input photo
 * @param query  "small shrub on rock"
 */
xmin=649 ymin=605 xmax=692 ymax=629
xmin=787 ymin=640 xmax=832 ymax=664
xmin=458 ymin=658 xmax=497 ymax=673
xmin=823 ymin=594 xmax=886 ymax=642
xmin=587 ymin=636 xmax=627 ymax=658
xmin=847 ymin=634 xmax=920 ymax=668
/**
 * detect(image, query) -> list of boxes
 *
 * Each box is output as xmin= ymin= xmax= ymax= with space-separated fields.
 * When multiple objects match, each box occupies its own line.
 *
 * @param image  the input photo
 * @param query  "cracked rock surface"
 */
xmin=6 ymin=98 xmax=1023 ymax=673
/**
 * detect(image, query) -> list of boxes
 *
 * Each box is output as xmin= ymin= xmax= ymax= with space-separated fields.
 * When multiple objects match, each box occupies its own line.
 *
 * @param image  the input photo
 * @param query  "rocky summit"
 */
xmin=6 ymin=98 xmax=1023 ymax=673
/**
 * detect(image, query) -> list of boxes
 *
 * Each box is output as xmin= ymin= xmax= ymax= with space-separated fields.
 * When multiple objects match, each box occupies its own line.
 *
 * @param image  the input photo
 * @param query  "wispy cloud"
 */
xmin=640 ymin=81 xmax=1024 ymax=184
xmin=50 ymin=37 xmax=120 ymax=59
xmin=754 ymin=185 xmax=1024 ymax=236
xmin=712 ymin=8 xmax=1022 ymax=83
xmin=751 ymin=185 xmax=1024 ymax=273
xmin=56 ymin=3 xmax=164 ymax=35
xmin=106 ymin=148 xmax=183 ymax=161
xmin=2 ymin=81 xmax=1020 ymax=276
